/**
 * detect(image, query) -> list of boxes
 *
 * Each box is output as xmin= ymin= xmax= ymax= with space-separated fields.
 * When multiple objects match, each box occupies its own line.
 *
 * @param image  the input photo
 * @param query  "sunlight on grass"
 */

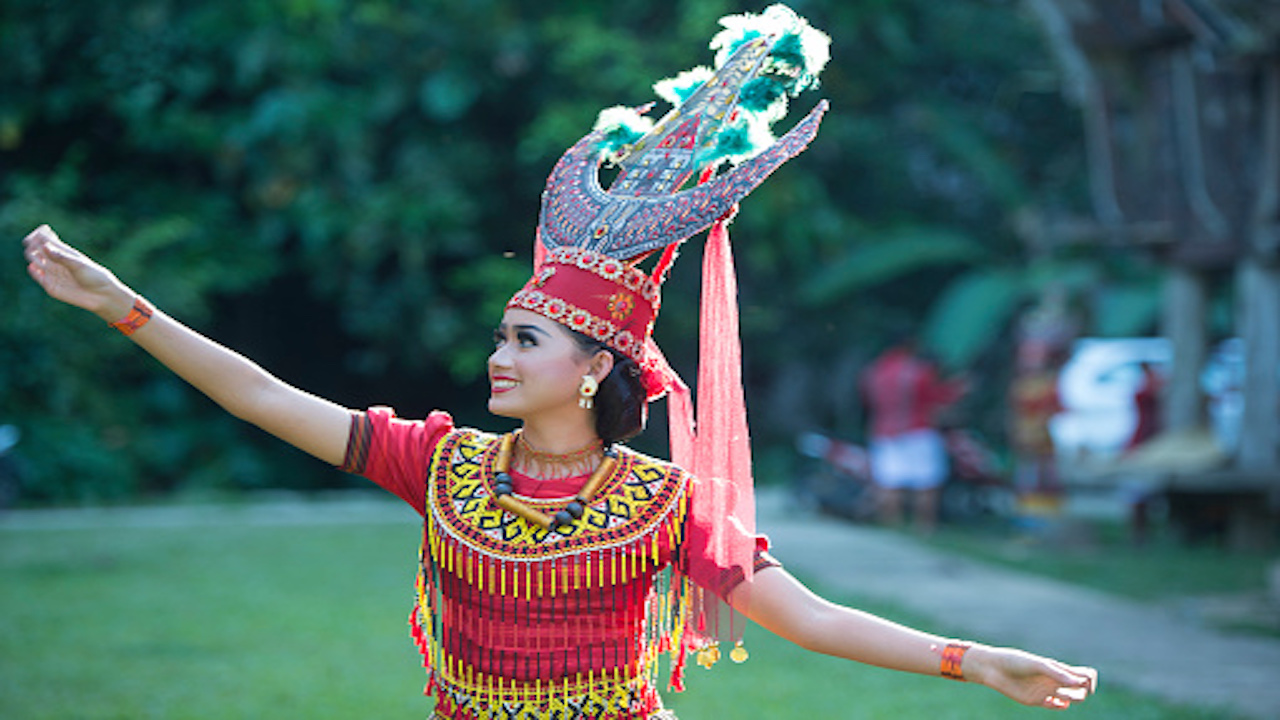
xmin=920 ymin=518 xmax=1274 ymax=601
xmin=0 ymin=513 xmax=1241 ymax=719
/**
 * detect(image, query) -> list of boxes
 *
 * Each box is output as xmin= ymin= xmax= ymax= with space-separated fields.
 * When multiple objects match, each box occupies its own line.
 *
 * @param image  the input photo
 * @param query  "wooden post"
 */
xmin=1236 ymin=260 xmax=1280 ymax=474
xmin=1162 ymin=266 xmax=1208 ymax=434
xmin=1240 ymin=58 xmax=1280 ymax=508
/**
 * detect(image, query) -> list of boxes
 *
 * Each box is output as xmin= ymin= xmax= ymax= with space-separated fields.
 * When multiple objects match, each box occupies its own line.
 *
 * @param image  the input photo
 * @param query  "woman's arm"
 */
xmin=736 ymin=566 xmax=1097 ymax=710
xmin=23 ymin=225 xmax=353 ymax=466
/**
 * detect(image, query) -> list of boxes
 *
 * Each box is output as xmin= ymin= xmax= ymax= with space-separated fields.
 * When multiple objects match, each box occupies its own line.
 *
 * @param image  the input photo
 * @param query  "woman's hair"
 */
xmin=566 ymin=329 xmax=647 ymax=445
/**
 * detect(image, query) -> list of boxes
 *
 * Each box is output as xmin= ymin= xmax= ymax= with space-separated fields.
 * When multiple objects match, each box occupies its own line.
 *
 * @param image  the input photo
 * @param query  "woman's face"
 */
xmin=487 ymin=308 xmax=602 ymax=421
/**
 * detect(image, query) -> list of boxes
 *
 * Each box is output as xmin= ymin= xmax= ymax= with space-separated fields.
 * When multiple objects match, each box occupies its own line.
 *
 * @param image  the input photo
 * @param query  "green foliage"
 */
xmin=799 ymin=226 xmax=989 ymax=306
xmin=1 ymin=0 xmax=1100 ymax=501
xmin=922 ymin=268 xmax=1027 ymax=370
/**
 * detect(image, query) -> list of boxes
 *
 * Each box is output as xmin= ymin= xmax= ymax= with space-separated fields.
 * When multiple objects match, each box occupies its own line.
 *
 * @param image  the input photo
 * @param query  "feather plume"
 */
xmin=653 ymin=67 xmax=714 ymax=107
xmin=593 ymin=106 xmax=655 ymax=163
xmin=710 ymin=4 xmax=830 ymax=95
xmin=693 ymin=114 xmax=777 ymax=169
xmin=593 ymin=4 xmax=827 ymax=168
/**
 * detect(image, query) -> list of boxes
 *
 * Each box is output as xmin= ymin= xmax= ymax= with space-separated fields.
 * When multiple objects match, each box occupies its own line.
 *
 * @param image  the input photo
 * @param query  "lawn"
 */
xmin=921 ymin=509 xmax=1273 ymax=598
xmin=918 ymin=512 xmax=1279 ymax=638
xmin=0 ymin=502 xmax=1240 ymax=719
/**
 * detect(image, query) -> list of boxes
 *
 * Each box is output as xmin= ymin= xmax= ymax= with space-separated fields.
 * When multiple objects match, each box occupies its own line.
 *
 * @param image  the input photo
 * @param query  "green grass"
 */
xmin=919 ymin=516 xmax=1274 ymax=601
xmin=0 ymin=510 xmax=1245 ymax=719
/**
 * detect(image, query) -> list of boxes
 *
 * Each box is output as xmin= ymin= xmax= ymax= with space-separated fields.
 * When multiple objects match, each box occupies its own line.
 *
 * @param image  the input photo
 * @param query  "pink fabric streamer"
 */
xmin=687 ymin=217 xmax=755 ymax=584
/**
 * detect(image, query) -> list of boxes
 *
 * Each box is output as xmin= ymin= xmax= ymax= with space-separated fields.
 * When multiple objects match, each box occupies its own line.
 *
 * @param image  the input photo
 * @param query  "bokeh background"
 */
xmin=2 ymin=0 xmax=1102 ymax=502
xmin=4 ymin=2 xmax=1280 ymax=718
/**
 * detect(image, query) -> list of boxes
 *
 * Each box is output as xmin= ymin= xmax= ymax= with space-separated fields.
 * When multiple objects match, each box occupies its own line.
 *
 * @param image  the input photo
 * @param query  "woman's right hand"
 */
xmin=24 ymin=225 xmax=135 ymax=323
xmin=25 ymin=224 xmax=354 ymax=465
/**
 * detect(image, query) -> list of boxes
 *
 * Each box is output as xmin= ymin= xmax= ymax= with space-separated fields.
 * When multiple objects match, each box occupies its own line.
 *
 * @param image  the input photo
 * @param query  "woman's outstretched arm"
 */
xmin=736 ymin=565 xmax=1098 ymax=710
xmin=23 ymin=225 xmax=353 ymax=466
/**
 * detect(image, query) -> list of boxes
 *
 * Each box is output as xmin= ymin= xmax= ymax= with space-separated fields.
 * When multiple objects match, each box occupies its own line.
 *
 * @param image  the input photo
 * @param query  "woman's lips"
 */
xmin=490 ymin=378 xmax=519 ymax=394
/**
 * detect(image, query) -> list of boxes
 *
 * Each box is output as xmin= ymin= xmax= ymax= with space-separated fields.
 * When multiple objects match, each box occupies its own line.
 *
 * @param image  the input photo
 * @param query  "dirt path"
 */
xmin=757 ymin=489 xmax=1280 ymax=720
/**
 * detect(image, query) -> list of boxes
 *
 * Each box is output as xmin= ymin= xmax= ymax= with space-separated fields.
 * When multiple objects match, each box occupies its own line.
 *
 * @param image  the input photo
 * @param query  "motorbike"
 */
xmin=793 ymin=428 xmax=1015 ymax=524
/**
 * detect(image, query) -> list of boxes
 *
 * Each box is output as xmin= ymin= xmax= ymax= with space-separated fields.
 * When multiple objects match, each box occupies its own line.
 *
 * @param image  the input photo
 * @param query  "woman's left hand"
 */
xmin=966 ymin=645 xmax=1098 ymax=710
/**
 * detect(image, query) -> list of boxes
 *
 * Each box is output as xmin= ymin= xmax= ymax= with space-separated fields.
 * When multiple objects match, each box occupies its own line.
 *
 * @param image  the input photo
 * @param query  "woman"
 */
xmin=24 ymin=225 xmax=1095 ymax=718
xmin=22 ymin=7 xmax=1096 ymax=717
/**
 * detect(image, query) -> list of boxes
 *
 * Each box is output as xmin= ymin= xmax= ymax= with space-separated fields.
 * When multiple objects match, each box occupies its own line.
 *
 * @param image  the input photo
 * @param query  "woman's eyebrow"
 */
xmin=497 ymin=323 xmax=552 ymax=337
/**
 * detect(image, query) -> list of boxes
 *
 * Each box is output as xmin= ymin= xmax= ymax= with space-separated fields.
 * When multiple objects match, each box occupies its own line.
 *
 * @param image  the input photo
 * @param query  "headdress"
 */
xmin=507 ymin=3 xmax=829 ymax=654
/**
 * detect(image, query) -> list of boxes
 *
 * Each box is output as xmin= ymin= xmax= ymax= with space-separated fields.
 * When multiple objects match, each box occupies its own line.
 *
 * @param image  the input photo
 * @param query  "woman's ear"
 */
xmin=590 ymin=349 xmax=615 ymax=382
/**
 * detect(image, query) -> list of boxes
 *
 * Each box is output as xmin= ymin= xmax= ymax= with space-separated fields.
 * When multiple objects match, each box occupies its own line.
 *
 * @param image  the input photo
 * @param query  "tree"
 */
xmin=0 ymin=0 xmax=1091 ymax=502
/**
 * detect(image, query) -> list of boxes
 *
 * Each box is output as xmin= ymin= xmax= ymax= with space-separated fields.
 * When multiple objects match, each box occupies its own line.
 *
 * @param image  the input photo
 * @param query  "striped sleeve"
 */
xmin=339 ymin=411 xmax=373 ymax=474
xmin=335 ymin=407 xmax=455 ymax=515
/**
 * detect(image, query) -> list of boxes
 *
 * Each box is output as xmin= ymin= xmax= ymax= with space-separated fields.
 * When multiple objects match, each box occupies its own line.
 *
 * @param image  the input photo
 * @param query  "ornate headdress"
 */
xmin=507 ymin=2 xmax=829 ymax=650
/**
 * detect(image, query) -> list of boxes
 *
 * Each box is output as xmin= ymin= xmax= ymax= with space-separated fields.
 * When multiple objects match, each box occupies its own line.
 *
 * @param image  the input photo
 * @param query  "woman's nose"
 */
xmin=488 ymin=345 xmax=510 ymax=370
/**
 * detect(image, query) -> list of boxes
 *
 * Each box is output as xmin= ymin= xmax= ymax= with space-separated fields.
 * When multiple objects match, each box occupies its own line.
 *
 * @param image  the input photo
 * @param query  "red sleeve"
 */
xmin=680 ymin=475 xmax=781 ymax=599
xmin=338 ymin=406 xmax=454 ymax=516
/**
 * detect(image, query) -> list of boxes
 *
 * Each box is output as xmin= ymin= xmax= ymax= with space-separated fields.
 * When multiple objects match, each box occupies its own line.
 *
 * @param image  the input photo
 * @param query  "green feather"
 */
xmin=738 ymin=76 xmax=788 ymax=114
xmin=592 ymin=106 xmax=655 ymax=161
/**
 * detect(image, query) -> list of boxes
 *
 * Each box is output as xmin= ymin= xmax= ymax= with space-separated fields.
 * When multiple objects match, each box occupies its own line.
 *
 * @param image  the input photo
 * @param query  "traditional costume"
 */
xmin=340 ymin=6 xmax=829 ymax=718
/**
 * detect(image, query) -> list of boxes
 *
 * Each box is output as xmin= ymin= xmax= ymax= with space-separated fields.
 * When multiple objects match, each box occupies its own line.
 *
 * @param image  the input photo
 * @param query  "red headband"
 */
xmin=506 ymin=247 xmax=658 ymax=366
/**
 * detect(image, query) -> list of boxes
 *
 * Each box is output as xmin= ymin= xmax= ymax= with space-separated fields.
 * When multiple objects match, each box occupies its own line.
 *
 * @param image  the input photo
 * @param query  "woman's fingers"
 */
xmin=1040 ymin=663 xmax=1098 ymax=709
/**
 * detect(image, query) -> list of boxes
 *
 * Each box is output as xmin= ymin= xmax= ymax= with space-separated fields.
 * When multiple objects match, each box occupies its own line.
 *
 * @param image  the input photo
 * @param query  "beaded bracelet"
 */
xmin=108 ymin=297 xmax=155 ymax=336
xmin=940 ymin=641 xmax=972 ymax=681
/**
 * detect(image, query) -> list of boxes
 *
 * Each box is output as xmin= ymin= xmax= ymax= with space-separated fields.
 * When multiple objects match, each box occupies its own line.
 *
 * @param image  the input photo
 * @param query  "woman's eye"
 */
xmin=517 ymin=331 xmax=537 ymax=347
xmin=492 ymin=331 xmax=506 ymax=348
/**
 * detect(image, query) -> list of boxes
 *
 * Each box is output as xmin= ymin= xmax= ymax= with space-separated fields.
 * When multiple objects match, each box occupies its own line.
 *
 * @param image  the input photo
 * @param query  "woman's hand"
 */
xmin=966 ymin=644 xmax=1098 ymax=710
xmin=23 ymin=225 xmax=134 ymax=323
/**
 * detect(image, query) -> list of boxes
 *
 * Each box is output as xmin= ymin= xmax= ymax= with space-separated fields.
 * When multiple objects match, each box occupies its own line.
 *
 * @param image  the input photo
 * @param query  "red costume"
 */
xmin=341 ymin=408 xmax=775 ymax=719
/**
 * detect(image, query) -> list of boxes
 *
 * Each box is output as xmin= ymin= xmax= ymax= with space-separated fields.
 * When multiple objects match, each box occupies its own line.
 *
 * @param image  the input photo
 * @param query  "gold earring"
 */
xmin=578 ymin=375 xmax=599 ymax=409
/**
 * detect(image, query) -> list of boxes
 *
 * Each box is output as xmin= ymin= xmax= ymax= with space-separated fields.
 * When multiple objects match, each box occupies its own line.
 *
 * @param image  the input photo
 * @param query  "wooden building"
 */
xmin=1024 ymin=0 xmax=1280 ymax=544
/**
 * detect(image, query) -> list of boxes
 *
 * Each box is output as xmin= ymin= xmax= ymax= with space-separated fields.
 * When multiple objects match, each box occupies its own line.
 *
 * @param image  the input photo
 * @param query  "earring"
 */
xmin=578 ymin=375 xmax=599 ymax=409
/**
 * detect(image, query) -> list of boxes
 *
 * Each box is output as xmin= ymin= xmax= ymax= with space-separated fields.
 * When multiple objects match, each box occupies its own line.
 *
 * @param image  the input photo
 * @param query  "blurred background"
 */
xmin=1 ymin=2 xmax=1277 ymax=537
xmin=4 ymin=2 xmax=1280 ymax=718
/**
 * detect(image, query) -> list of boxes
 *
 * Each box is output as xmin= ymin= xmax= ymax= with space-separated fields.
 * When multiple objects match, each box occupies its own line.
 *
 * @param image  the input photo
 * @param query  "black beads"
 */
xmin=493 ymin=472 xmax=514 ymax=497
xmin=565 ymin=500 xmax=586 ymax=519
xmin=553 ymin=509 xmax=575 ymax=527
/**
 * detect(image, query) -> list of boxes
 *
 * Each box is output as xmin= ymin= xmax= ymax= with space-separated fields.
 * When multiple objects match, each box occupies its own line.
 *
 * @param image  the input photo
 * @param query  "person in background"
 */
xmin=1125 ymin=361 xmax=1164 ymax=453
xmin=1008 ymin=348 xmax=1066 ymax=495
xmin=861 ymin=333 xmax=967 ymax=534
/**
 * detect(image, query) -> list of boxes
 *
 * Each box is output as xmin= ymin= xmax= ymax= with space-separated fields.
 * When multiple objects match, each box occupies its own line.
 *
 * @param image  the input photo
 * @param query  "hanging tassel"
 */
xmin=466 ymin=545 xmax=476 ymax=587
xmin=670 ymin=647 xmax=688 ymax=692
xmin=424 ymin=670 xmax=437 ymax=697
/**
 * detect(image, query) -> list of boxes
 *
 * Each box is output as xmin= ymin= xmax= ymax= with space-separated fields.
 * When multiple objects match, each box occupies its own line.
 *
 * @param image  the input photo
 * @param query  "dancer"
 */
xmin=23 ymin=7 xmax=1096 ymax=718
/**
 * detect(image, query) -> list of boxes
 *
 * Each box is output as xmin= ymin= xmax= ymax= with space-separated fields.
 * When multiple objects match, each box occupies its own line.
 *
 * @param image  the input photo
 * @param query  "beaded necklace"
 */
xmin=490 ymin=432 xmax=618 ymax=531
xmin=515 ymin=431 xmax=603 ymax=478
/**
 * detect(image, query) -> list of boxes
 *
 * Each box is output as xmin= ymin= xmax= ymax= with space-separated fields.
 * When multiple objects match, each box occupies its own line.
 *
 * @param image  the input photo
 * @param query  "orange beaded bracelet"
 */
xmin=940 ymin=641 xmax=971 ymax=681
xmin=108 ymin=297 xmax=155 ymax=336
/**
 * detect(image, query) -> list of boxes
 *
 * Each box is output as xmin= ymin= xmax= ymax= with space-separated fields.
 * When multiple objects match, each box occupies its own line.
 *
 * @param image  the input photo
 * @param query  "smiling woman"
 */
xmin=486 ymin=309 xmax=614 ymax=440
xmin=20 ymin=5 xmax=1097 ymax=719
